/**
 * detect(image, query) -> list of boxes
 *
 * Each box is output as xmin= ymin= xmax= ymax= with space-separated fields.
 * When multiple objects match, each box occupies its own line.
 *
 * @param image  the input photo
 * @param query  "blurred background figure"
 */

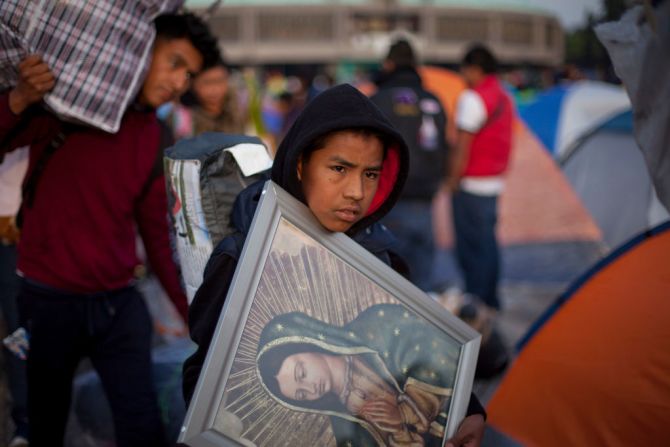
xmin=0 ymin=11 xmax=220 ymax=446
xmin=0 ymin=148 xmax=29 ymax=447
xmin=448 ymin=44 xmax=514 ymax=313
xmin=372 ymin=38 xmax=449 ymax=292
xmin=164 ymin=57 xmax=247 ymax=140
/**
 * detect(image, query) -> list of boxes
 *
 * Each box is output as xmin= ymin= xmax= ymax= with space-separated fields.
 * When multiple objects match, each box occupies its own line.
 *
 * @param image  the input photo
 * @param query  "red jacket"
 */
xmin=0 ymin=94 xmax=187 ymax=320
xmin=463 ymin=75 xmax=514 ymax=177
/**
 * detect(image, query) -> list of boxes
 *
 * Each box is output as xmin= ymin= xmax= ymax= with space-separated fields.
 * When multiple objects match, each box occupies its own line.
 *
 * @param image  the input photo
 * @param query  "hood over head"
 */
xmin=271 ymin=84 xmax=409 ymax=235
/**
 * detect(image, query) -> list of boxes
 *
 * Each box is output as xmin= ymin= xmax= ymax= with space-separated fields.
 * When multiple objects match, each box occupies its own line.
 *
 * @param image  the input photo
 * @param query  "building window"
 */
xmin=210 ymin=15 xmax=240 ymax=42
xmin=502 ymin=18 xmax=533 ymax=45
xmin=545 ymin=20 xmax=558 ymax=49
xmin=436 ymin=16 xmax=488 ymax=42
xmin=351 ymin=13 xmax=420 ymax=33
xmin=258 ymin=14 xmax=334 ymax=41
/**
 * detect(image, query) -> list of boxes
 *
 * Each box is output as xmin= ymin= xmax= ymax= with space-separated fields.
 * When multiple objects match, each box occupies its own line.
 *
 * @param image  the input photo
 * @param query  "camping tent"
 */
xmin=432 ymin=121 xmax=602 ymax=249
xmin=518 ymin=80 xmax=669 ymax=250
xmin=518 ymin=80 xmax=630 ymax=158
xmin=487 ymin=222 xmax=670 ymax=446
xmin=560 ymin=110 xmax=669 ymax=249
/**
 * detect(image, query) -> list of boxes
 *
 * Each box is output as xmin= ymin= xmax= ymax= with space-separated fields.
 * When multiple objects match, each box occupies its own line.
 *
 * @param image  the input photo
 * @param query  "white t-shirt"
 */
xmin=0 ymin=146 xmax=29 ymax=216
xmin=456 ymin=89 xmax=487 ymax=133
xmin=455 ymin=89 xmax=504 ymax=196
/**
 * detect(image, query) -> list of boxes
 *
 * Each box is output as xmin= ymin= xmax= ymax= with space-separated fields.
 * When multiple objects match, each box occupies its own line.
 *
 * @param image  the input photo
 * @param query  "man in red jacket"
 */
xmin=0 ymin=13 xmax=219 ymax=447
xmin=447 ymin=44 xmax=514 ymax=312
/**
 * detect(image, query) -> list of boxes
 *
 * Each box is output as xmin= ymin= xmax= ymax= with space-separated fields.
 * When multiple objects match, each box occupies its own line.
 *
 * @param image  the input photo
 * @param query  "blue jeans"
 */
xmin=452 ymin=190 xmax=501 ymax=309
xmin=18 ymin=280 xmax=167 ymax=447
xmin=382 ymin=200 xmax=436 ymax=291
xmin=0 ymin=243 xmax=28 ymax=438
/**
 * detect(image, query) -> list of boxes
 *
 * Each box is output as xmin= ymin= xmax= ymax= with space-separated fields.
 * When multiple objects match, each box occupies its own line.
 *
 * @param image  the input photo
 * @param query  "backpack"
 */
xmin=164 ymin=132 xmax=272 ymax=303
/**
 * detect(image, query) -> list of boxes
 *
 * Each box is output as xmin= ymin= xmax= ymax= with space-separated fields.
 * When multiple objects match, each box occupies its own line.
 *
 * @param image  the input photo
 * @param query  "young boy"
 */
xmin=1 ymin=13 xmax=219 ymax=447
xmin=183 ymin=84 xmax=486 ymax=446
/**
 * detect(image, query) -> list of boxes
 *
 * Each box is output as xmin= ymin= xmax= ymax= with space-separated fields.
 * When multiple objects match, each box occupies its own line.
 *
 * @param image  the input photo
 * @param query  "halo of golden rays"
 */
xmin=216 ymin=218 xmax=399 ymax=446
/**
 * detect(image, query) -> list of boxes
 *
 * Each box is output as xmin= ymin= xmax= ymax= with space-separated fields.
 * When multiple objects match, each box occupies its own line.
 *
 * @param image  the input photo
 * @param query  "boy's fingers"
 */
xmin=21 ymin=62 xmax=52 ymax=78
xmin=18 ymin=54 xmax=44 ymax=70
xmin=30 ymin=71 xmax=55 ymax=85
xmin=37 ymin=79 xmax=55 ymax=93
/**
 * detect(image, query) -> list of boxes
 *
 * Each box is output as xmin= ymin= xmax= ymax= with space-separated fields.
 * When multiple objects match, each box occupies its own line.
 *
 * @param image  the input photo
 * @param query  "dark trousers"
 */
xmin=0 ymin=244 xmax=28 ymax=438
xmin=383 ymin=200 xmax=436 ymax=291
xmin=18 ymin=280 xmax=167 ymax=447
xmin=452 ymin=190 xmax=501 ymax=309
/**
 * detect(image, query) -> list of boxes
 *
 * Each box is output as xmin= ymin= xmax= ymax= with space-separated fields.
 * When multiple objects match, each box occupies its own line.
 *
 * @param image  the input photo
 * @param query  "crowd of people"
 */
xmin=0 ymin=7 xmax=529 ymax=447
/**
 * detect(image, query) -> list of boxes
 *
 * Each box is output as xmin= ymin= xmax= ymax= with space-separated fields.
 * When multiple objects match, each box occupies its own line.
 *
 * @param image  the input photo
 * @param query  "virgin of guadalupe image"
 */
xmin=256 ymin=303 xmax=460 ymax=446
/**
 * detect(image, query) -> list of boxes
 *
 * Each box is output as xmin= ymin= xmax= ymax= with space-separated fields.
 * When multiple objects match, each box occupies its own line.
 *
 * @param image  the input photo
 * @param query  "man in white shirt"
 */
xmin=447 ymin=45 xmax=514 ymax=310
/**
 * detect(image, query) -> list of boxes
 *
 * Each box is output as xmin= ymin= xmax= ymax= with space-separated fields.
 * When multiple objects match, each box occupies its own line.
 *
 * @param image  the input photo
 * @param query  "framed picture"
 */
xmin=179 ymin=181 xmax=481 ymax=447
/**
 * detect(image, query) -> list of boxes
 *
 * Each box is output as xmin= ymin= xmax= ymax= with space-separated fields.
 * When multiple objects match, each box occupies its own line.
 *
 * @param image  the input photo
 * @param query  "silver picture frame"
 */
xmin=179 ymin=180 xmax=481 ymax=447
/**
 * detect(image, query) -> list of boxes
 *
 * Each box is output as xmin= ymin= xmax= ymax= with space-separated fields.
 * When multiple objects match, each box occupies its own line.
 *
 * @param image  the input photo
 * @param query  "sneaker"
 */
xmin=9 ymin=435 xmax=29 ymax=447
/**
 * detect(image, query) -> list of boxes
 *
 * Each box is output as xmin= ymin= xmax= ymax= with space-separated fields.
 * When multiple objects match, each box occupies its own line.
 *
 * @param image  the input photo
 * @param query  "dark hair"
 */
xmin=301 ymin=127 xmax=390 ymax=164
xmin=258 ymin=343 xmax=344 ymax=411
xmin=386 ymin=39 xmax=416 ymax=69
xmin=462 ymin=44 xmax=498 ymax=74
xmin=278 ymin=91 xmax=294 ymax=104
xmin=154 ymin=13 xmax=221 ymax=70
xmin=179 ymin=57 xmax=229 ymax=106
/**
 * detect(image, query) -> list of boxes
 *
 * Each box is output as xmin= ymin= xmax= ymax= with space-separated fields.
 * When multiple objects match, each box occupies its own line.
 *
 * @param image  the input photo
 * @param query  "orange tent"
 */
xmin=487 ymin=222 xmax=670 ymax=446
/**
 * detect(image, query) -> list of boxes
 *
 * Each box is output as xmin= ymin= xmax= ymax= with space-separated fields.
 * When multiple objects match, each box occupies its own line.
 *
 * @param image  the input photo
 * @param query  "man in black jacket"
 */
xmin=371 ymin=39 xmax=449 ymax=292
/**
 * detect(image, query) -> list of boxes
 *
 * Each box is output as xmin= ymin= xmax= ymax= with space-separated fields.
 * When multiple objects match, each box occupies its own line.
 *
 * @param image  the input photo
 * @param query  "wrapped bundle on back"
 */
xmin=165 ymin=133 xmax=272 ymax=303
xmin=0 ymin=0 xmax=183 ymax=133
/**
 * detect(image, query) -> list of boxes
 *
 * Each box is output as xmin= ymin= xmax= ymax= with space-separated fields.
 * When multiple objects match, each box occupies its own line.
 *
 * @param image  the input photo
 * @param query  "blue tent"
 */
xmin=518 ymin=80 xmax=630 ymax=157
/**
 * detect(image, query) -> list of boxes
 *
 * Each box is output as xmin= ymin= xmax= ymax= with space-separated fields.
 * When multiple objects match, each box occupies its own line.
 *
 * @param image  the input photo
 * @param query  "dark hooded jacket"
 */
xmin=371 ymin=67 xmax=449 ymax=200
xmin=182 ymin=84 xmax=484 ymax=419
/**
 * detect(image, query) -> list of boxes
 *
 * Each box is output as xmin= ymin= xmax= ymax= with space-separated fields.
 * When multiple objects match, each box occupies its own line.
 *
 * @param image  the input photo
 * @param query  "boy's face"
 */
xmin=139 ymin=37 xmax=203 ymax=108
xmin=297 ymin=131 xmax=384 ymax=233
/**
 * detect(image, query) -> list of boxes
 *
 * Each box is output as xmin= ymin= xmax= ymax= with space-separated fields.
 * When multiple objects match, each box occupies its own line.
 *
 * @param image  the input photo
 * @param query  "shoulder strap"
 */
xmin=481 ymin=93 xmax=507 ymax=129
xmin=137 ymin=145 xmax=165 ymax=201
xmin=16 ymin=127 xmax=69 ymax=228
xmin=137 ymin=120 xmax=174 ymax=201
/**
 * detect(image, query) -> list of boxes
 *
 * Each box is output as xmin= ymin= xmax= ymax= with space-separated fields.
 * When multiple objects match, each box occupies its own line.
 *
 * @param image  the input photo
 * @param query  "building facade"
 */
xmin=188 ymin=1 xmax=563 ymax=66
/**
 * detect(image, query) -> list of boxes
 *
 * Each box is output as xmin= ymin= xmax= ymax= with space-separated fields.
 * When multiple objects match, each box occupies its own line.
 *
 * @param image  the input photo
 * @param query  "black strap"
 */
xmin=137 ymin=120 xmax=173 ymax=202
xmin=482 ymin=93 xmax=507 ymax=129
xmin=16 ymin=129 xmax=68 ymax=228
xmin=137 ymin=145 xmax=165 ymax=202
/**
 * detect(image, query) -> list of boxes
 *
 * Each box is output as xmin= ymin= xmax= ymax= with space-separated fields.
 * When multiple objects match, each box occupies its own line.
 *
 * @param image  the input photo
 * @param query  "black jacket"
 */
xmin=182 ymin=84 xmax=484 ymax=417
xmin=371 ymin=67 xmax=449 ymax=200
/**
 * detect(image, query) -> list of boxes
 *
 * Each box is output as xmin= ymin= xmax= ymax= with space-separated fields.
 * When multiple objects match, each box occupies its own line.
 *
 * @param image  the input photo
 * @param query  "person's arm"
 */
xmin=182 ymin=243 xmax=238 ymax=405
xmin=1 ymin=55 xmax=55 ymax=153
xmin=135 ymin=171 xmax=189 ymax=322
xmin=446 ymin=130 xmax=475 ymax=192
